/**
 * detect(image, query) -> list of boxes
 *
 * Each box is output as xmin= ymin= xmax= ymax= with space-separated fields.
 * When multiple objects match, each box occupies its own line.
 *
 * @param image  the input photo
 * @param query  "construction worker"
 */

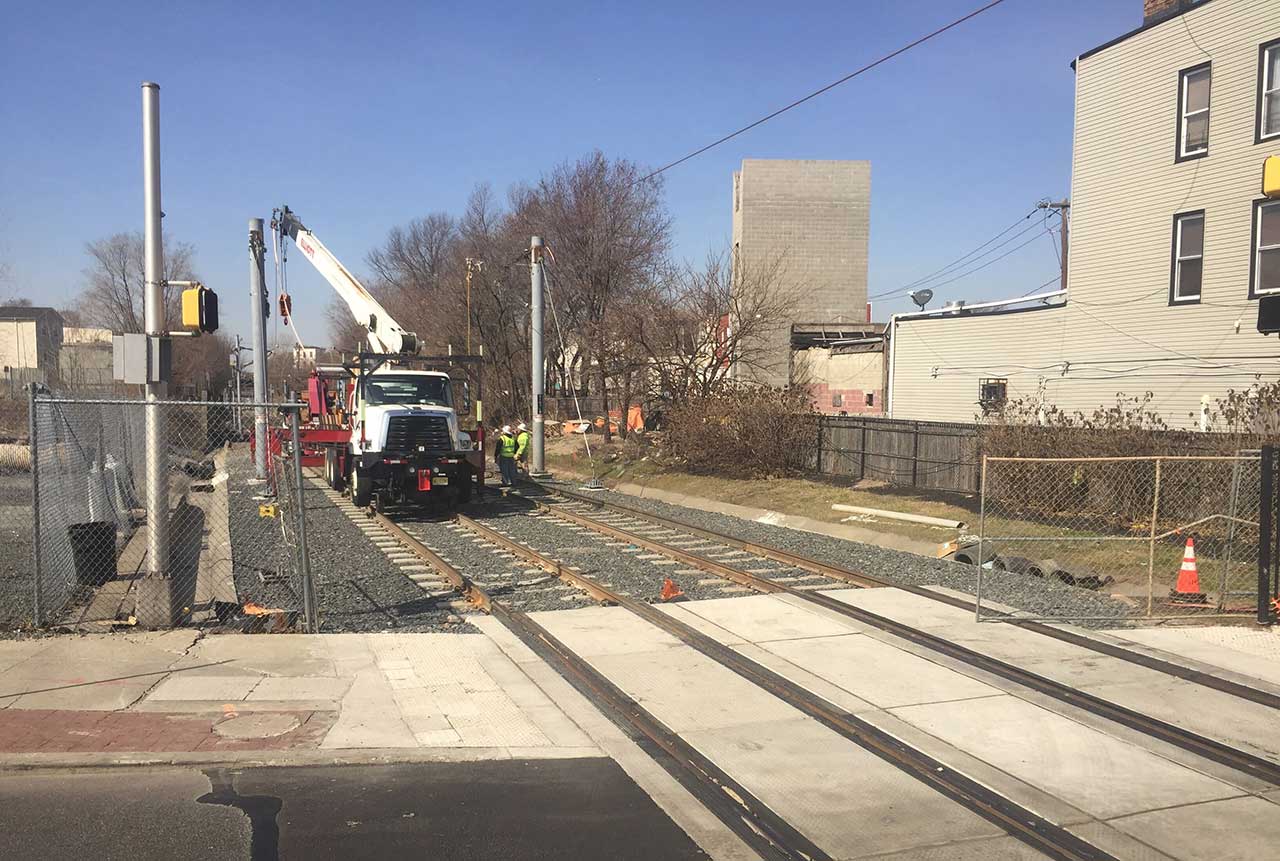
xmin=515 ymin=421 xmax=531 ymax=473
xmin=495 ymin=424 xmax=518 ymax=487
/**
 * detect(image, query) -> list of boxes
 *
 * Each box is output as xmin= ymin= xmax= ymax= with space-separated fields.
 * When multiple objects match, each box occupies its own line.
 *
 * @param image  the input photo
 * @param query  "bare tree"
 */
xmin=632 ymin=248 xmax=798 ymax=407
xmin=512 ymin=151 xmax=671 ymax=440
xmin=78 ymin=232 xmax=196 ymax=332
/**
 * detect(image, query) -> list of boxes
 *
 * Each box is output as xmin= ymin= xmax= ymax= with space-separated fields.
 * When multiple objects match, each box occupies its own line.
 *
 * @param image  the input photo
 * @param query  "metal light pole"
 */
xmin=249 ymin=218 xmax=269 ymax=479
xmin=141 ymin=83 xmax=168 ymax=574
xmin=138 ymin=82 xmax=171 ymax=626
xmin=530 ymin=236 xmax=547 ymax=476
xmin=233 ymin=334 xmax=243 ymax=435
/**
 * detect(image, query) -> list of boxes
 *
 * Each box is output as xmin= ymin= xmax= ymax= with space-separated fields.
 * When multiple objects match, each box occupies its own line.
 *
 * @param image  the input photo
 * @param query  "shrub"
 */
xmin=664 ymin=385 xmax=818 ymax=478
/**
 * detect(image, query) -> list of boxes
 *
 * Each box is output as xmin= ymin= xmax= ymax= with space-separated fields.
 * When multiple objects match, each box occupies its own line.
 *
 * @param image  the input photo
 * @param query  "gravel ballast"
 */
xmin=529 ymin=479 xmax=1138 ymax=624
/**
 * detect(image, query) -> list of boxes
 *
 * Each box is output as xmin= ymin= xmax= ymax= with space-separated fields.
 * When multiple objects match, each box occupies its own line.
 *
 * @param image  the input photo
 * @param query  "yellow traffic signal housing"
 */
xmin=181 ymin=285 xmax=219 ymax=333
xmin=1265 ymin=156 xmax=1280 ymax=199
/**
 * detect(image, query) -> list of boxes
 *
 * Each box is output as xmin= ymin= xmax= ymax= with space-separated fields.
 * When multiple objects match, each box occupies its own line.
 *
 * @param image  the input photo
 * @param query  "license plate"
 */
xmin=434 ymin=475 xmax=449 ymax=485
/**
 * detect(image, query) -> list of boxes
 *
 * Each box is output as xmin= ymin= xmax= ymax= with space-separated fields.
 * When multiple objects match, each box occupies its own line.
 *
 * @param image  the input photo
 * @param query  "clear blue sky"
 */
xmin=0 ymin=0 xmax=1138 ymax=345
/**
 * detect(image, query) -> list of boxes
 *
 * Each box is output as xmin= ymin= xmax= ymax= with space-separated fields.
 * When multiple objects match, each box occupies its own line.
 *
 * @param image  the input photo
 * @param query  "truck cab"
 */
xmin=340 ymin=368 xmax=476 ymax=508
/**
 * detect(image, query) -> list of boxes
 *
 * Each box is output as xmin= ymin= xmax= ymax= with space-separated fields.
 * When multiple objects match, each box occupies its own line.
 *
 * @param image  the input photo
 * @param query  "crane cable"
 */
xmin=271 ymin=222 xmax=307 ymax=350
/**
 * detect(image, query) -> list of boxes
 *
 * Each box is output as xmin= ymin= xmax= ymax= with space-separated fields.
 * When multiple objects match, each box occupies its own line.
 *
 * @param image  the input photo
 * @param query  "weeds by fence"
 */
xmin=976 ymin=455 xmax=1262 ymax=622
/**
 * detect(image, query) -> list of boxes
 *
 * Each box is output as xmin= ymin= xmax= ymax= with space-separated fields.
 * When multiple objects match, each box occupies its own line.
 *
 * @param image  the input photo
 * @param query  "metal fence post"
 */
xmin=1146 ymin=458 xmax=1162 ymax=618
xmin=975 ymin=455 xmax=988 ymax=622
xmin=1260 ymin=446 xmax=1274 ymax=625
xmin=288 ymin=408 xmax=317 ymax=632
xmin=28 ymin=384 xmax=42 ymax=628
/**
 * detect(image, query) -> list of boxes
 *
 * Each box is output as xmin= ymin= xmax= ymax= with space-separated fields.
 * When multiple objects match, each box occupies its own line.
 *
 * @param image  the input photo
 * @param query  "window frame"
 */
xmin=1251 ymin=198 xmax=1280 ymax=299
xmin=1175 ymin=62 xmax=1212 ymax=163
xmin=1168 ymin=210 xmax=1205 ymax=306
xmin=1257 ymin=39 xmax=1280 ymax=145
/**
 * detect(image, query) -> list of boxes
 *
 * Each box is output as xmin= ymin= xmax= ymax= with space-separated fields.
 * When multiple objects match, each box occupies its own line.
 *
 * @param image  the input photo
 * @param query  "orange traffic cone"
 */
xmin=1170 ymin=537 xmax=1207 ymax=604
xmin=660 ymin=578 xmax=685 ymax=602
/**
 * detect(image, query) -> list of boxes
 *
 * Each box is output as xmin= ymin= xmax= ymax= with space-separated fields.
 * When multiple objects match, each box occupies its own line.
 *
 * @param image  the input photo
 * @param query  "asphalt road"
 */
xmin=0 ymin=758 xmax=709 ymax=860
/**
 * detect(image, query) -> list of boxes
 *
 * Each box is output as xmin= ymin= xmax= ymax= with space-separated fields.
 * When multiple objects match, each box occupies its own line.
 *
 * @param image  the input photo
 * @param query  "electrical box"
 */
xmin=113 ymin=334 xmax=172 ymax=384
xmin=181 ymin=285 xmax=219 ymax=333
xmin=1265 ymin=156 xmax=1280 ymax=199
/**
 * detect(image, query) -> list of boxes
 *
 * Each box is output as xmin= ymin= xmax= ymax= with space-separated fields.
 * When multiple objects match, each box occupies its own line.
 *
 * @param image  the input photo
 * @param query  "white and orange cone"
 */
xmin=1170 ymin=537 xmax=1207 ymax=604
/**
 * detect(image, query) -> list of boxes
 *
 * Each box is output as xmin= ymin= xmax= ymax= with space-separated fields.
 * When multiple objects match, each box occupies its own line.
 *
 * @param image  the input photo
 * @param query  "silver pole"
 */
xmin=249 ymin=218 xmax=269 ymax=479
xmin=288 ymin=408 xmax=317 ymax=632
xmin=28 ymin=383 xmax=42 ymax=627
xmin=141 ymin=82 xmax=168 ymax=582
xmin=530 ymin=236 xmax=547 ymax=476
xmin=234 ymin=334 xmax=243 ymax=436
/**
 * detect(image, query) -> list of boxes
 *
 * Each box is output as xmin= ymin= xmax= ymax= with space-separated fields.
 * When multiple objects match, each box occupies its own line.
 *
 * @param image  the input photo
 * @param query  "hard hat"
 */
xmin=517 ymin=422 xmax=527 ymax=431
xmin=502 ymin=425 xmax=512 ymax=434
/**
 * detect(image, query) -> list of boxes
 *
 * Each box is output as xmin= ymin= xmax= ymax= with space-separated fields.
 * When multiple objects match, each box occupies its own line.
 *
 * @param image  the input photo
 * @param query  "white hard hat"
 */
xmin=517 ymin=422 xmax=527 ymax=431
xmin=502 ymin=425 xmax=512 ymax=434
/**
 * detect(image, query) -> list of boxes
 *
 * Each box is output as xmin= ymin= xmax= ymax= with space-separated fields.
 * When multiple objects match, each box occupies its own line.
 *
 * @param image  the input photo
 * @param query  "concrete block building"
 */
xmin=0 ymin=306 xmax=63 ymax=388
xmin=731 ymin=159 xmax=872 ymax=388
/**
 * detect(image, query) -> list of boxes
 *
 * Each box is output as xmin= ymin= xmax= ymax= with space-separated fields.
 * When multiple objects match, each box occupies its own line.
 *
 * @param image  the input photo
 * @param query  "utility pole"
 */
xmin=529 ymin=237 xmax=548 ymax=477
xmin=1038 ymin=199 xmax=1070 ymax=292
xmin=249 ymin=218 xmax=270 ymax=479
xmin=232 ymin=334 xmax=245 ymax=436
xmin=138 ymin=82 xmax=171 ymax=626
xmin=465 ymin=257 xmax=483 ymax=354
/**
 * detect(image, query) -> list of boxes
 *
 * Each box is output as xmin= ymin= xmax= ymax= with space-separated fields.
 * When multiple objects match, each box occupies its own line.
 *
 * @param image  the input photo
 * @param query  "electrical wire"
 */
xmin=898 ymin=228 xmax=1052 ymax=296
xmin=873 ymin=209 xmax=1040 ymax=300
xmin=631 ymin=0 xmax=1010 ymax=186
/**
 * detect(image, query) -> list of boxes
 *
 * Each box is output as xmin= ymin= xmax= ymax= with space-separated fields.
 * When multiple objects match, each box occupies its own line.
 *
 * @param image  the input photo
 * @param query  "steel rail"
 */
xmin=540 ymin=483 xmax=1280 ymax=713
xmin=370 ymin=512 xmax=830 ymax=861
xmin=530 ymin=493 xmax=1280 ymax=787
xmin=445 ymin=513 xmax=1116 ymax=861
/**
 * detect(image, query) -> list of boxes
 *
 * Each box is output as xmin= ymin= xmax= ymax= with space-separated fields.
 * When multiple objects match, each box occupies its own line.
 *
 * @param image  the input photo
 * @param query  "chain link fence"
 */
xmin=5 ymin=393 xmax=317 ymax=633
xmin=976 ymin=455 xmax=1262 ymax=622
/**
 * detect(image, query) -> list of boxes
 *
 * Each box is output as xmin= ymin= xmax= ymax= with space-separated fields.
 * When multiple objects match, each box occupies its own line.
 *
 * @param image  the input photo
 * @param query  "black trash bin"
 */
xmin=67 ymin=521 xmax=117 ymax=586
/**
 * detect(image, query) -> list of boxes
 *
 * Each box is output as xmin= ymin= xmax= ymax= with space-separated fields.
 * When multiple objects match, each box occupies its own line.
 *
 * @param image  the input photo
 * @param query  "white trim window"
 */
xmin=1262 ymin=42 xmax=1280 ymax=142
xmin=1256 ymin=201 xmax=1280 ymax=297
xmin=1172 ymin=212 xmax=1204 ymax=304
xmin=1178 ymin=64 xmax=1211 ymax=160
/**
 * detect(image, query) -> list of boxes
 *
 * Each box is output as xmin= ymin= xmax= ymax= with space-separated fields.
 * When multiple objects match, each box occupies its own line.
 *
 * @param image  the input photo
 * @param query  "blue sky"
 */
xmin=0 ymin=0 xmax=1138 ymax=344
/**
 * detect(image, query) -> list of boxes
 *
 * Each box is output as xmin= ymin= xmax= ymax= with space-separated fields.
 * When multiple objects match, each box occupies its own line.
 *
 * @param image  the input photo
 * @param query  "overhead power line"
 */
xmin=872 ymin=208 xmax=1039 ymax=300
xmin=631 ymin=0 xmax=1010 ymax=186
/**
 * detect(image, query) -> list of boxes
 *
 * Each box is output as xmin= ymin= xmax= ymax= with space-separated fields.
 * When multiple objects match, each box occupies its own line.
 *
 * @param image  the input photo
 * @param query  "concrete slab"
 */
xmin=890 ymin=694 xmax=1241 ymax=819
xmin=1065 ymin=822 xmax=1177 ymax=861
xmin=682 ymin=717 xmax=1003 ymax=858
xmin=1108 ymin=796 xmax=1280 ymax=861
xmin=146 ymin=674 xmax=262 ymax=702
xmin=763 ymin=633 xmax=1001 ymax=708
xmin=585 ymin=648 xmax=801 ymax=733
xmin=246 ymin=676 xmax=352 ymax=701
xmin=728 ymin=642 xmax=877 ymax=716
xmin=528 ymin=605 xmax=684 ymax=657
xmin=858 ymin=835 xmax=1051 ymax=860
xmin=320 ymin=667 xmax=416 ymax=749
xmin=1112 ymin=626 xmax=1280 ymax=688
xmin=655 ymin=604 xmax=750 ymax=645
xmin=674 ymin=594 xmax=857 ymax=642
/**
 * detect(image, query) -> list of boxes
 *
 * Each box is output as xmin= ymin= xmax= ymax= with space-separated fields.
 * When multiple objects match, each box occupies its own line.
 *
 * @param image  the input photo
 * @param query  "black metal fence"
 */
xmin=816 ymin=416 xmax=980 ymax=493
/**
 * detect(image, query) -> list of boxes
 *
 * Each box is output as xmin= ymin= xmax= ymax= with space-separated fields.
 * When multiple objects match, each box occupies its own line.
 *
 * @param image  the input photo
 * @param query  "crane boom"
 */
xmin=272 ymin=206 xmax=419 ymax=355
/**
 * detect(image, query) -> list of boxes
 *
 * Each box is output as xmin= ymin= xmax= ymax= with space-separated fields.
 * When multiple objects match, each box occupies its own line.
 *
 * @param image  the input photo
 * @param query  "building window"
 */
xmin=1259 ymin=40 xmax=1280 ymax=143
xmin=1253 ymin=200 xmax=1280 ymax=297
xmin=978 ymin=378 xmax=1007 ymax=414
xmin=1176 ymin=63 xmax=1211 ymax=161
xmin=831 ymin=393 xmax=843 ymax=408
xmin=1170 ymin=211 xmax=1204 ymax=304
xmin=865 ymin=392 xmax=874 ymax=407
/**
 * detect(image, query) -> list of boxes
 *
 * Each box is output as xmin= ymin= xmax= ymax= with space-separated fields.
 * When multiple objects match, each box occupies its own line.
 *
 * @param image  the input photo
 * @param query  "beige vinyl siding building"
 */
xmin=889 ymin=0 xmax=1280 ymax=429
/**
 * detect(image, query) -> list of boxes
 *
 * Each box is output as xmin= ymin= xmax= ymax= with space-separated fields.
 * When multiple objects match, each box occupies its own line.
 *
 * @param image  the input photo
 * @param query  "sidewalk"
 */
xmin=0 ymin=621 xmax=599 ymax=766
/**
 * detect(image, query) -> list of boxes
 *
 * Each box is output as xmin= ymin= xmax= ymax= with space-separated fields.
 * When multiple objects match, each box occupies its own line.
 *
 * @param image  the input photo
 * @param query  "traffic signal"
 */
xmin=181 ymin=285 xmax=219 ymax=333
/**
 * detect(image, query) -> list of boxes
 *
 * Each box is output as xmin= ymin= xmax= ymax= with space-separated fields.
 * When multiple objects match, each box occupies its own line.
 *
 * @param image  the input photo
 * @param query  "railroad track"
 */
xmin=363 ymin=505 xmax=1124 ymax=861
xmin=520 ymin=487 xmax=1280 ymax=788
xmin=537 ymin=482 xmax=1280 ymax=712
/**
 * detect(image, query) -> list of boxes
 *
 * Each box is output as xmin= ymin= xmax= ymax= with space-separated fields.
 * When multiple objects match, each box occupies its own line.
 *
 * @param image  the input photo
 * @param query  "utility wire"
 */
xmin=886 ymin=227 xmax=1051 ymax=299
xmin=631 ymin=0 xmax=1010 ymax=185
xmin=872 ymin=210 xmax=1041 ymax=300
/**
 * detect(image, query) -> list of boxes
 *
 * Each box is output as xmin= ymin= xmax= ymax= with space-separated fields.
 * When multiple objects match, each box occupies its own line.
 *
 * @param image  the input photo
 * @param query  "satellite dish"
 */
xmin=909 ymin=289 xmax=933 ymax=311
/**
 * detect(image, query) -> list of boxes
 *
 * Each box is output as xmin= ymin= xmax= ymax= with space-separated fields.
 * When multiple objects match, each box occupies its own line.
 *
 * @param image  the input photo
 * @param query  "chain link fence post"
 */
xmin=28 ymin=384 xmax=42 ymax=627
xmin=1260 ymin=446 xmax=1274 ymax=626
xmin=288 ymin=408 xmax=317 ymax=632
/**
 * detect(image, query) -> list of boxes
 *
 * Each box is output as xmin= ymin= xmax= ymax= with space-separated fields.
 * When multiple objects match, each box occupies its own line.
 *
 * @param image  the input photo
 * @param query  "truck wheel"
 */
xmin=351 ymin=468 xmax=372 ymax=507
xmin=325 ymin=449 xmax=345 ymax=491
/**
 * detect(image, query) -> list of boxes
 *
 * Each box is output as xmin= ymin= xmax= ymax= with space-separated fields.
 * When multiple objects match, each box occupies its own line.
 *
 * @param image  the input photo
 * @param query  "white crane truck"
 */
xmin=272 ymin=206 xmax=483 ymax=508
